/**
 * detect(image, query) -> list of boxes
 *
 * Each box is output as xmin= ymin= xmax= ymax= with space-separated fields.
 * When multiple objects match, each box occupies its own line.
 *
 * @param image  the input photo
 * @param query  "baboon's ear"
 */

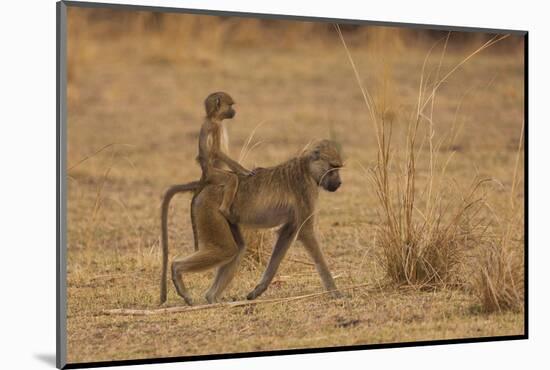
xmin=311 ymin=149 xmax=321 ymax=160
xmin=205 ymin=95 xmax=219 ymax=117
xmin=334 ymin=141 xmax=343 ymax=154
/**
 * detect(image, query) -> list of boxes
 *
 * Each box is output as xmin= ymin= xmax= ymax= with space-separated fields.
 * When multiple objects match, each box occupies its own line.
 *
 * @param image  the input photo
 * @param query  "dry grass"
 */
xmin=336 ymin=27 xmax=513 ymax=289
xmin=65 ymin=7 xmax=525 ymax=364
xmin=473 ymin=122 xmax=525 ymax=312
xmin=475 ymin=241 xmax=524 ymax=312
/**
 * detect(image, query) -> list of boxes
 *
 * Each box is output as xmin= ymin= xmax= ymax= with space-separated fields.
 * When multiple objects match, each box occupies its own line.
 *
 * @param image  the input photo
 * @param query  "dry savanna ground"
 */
xmin=65 ymin=8 xmax=525 ymax=364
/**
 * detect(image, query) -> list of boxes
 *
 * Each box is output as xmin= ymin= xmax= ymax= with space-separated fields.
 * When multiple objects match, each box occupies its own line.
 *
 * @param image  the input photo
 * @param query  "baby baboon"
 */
xmin=161 ymin=92 xmax=249 ymax=259
xmin=160 ymin=140 xmax=344 ymax=305
xmin=198 ymin=91 xmax=253 ymax=223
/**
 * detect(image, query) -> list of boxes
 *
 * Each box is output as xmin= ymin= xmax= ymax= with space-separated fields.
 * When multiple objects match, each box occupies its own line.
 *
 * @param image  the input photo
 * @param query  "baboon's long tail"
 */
xmin=160 ymin=181 xmax=201 ymax=305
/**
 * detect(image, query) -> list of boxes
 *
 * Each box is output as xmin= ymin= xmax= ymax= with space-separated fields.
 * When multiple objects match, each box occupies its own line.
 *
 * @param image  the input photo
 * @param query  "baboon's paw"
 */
xmin=205 ymin=294 xmax=219 ymax=304
xmin=330 ymin=290 xmax=344 ymax=299
xmin=183 ymin=296 xmax=194 ymax=306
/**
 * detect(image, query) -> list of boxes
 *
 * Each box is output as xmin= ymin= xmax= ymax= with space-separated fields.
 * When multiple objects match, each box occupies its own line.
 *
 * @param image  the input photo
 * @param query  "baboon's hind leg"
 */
xmin=190 ymin=192 xmax=200 ymax=251
xmin=171 ymin=248 xmax=236 ymax=305
xmin=171 ymin=262 xmax=193 ymax=306
xmin=205 ymin=224 xmax=246 ymax=303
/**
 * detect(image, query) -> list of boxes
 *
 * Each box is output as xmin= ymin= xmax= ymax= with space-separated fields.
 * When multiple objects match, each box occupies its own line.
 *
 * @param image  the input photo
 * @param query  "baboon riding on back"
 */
xmin=160 ymin=92 xmax=344 ymax=305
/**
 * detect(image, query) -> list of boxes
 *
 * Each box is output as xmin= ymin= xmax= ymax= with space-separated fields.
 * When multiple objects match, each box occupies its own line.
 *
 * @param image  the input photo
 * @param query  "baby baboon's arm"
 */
xmin=197 ymin=124 xmax=211 ymax=174
xmin=216 ymin=151 xmax=252 ymax=176
xmin=197 ymin=123 xmax=250 ymax=176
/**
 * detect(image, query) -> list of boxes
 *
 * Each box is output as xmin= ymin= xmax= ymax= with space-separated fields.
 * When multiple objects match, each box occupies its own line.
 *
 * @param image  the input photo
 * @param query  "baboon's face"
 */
xmin=218 ymin=101 xmax=236 ymax=120
xmin=308 ymin=140 xmax=343 ymax=192
xmin=205 ymin=92 xmax=236 ymax=121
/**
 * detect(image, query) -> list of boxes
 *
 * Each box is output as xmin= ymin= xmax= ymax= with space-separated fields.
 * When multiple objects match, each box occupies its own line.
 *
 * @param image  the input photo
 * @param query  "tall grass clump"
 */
xmin=336 ymin=25 xmax=511 ymax=287
xmin=475 ymin=240 xmax=524 ymax=312
xmin=473 ymin=122 xmax=524 ymax=312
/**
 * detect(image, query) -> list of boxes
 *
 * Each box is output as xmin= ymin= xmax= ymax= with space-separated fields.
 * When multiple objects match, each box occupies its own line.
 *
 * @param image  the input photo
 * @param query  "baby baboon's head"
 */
xmin=306 ymin=140 xmax=343 ymax=192
xmin=204 ymin=91 xmax=236 ymax=121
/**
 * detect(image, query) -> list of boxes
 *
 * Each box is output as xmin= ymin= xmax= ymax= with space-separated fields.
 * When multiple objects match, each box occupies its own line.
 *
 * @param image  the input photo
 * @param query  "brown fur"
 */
xmin=160 ymin=139 xmax=344 ymax=305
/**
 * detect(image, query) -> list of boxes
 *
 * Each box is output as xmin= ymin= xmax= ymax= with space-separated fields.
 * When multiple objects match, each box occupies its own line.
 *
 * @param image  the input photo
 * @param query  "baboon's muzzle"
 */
xmin=226 ymin=109 xmax=236 ymax=119
xmin=325 ymin=179 xmax=341 ymax=192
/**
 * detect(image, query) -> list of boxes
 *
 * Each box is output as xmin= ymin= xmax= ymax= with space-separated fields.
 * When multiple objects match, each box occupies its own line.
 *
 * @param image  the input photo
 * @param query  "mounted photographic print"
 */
xmin=56 ymin=1 xmax=527 ymax=368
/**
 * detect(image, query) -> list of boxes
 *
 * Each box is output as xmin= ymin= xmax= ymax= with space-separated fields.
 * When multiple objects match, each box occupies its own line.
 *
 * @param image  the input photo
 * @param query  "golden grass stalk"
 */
xmin=83 ymin=148 xmax=116 ymax=250
xmin=68 ymin=143 xmax=133 ymax=171
xmin=104 ymin=282 xmax=371 ymax=315
xmin=238 ymin=120 xmax=266 ymax=164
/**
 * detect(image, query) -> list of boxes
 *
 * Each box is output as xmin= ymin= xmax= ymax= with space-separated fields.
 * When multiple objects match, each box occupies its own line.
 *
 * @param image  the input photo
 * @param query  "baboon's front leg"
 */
xmin=299 ymin=226 xmax=341 ymax=298
xmin=246 ymin=223 xmax=296 ymax=300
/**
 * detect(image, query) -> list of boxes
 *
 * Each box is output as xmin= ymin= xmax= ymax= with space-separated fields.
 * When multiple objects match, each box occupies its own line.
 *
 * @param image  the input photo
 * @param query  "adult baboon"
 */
xmin=160 ymin=139 xmax=344 ymax=305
